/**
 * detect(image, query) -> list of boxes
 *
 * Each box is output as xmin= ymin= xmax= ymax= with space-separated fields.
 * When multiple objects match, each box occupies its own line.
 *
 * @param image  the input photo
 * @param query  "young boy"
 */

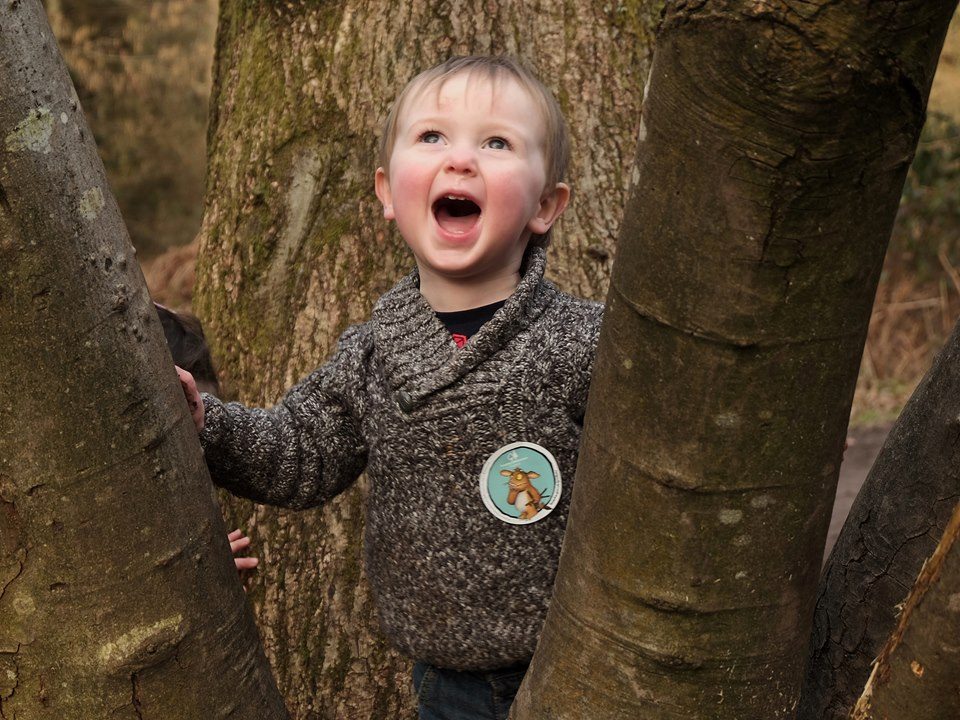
xmin=178 ymin=55 xmax=603 ymax=720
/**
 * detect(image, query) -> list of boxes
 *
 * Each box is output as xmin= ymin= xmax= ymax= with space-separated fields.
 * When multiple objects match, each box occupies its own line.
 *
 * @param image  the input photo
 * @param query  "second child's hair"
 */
xmin=378 ymin=56 xmax=570 ymax=247
xmin=154 ymin=303 xmax=221 ymax=396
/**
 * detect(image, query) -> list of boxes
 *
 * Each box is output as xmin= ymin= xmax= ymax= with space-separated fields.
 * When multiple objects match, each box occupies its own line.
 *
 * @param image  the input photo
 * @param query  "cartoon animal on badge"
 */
xmin=501 ymin=468 xmax=546 ymax=520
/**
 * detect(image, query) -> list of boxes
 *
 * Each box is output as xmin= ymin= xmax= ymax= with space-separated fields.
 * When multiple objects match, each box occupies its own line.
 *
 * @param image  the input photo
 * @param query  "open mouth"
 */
xmin=433 ymin=195 xmax=481 ymax=235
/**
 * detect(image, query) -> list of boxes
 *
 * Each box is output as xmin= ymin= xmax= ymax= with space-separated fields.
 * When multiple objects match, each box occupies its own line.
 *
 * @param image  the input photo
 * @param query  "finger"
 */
xmin=227 ymin=529 xmax=243 ymax=541
xmin=178 ymin=374 xmax=196 ymax=396
xmin=234 ymin=557 xmax=259 ymax=570
xmin=230 ymin=536 xmax=252 ymax=553
xmin=193 ymin=404 xmax=205 ymax=431
xmin=176 ymin=368 xmax=198 ymax=399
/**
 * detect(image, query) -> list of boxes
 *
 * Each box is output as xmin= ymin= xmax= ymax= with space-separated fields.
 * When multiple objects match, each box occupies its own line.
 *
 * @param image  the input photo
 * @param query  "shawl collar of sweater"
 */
xmin=371 ymin=246 xmax=554 ymax=411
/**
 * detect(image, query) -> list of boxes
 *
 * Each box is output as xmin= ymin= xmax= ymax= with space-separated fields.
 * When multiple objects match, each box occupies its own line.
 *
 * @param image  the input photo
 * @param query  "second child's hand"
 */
xmin=176 ymin=365 xmax=205 ymax=432
xmin=228 ymin=528 xmax=260 ymax=574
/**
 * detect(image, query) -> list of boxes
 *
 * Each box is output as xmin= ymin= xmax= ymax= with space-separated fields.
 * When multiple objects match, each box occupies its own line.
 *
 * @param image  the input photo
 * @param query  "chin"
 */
xmin=425 ymin=237 xmax=481 ymax=262
xmin=422 ymin=254 xmax=484 ymax=278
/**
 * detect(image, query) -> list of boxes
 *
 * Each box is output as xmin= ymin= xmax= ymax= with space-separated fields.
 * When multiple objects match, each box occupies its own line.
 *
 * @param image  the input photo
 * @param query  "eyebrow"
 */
xmin=405 ymin=116 xmax=532 ymax=139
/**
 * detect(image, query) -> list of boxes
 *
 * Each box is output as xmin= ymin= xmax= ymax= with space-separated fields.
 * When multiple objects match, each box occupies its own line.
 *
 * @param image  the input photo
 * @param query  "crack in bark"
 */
xmin=609 ymin=280 xmax=863 ymax=348
xmin=632 ymin=586 xmax=780 ymax=616
xmin=0 ymin=559 xmax=24 ymax=604
xmin=130 ymin=673 xmax=144 ymax=720
xmin=584 ymin=426 xmax=796 ymax=495
xmin=551 ymin=593 xmax=704 ymax=672
xmin=56 ymin=437 xmax=178 ymax=492
xmin=0 ymin=183 xmax=11 ymax=218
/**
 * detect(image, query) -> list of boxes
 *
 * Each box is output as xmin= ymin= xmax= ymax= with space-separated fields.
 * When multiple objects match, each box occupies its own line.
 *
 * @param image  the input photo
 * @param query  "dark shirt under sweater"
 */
xmin=198 ymin=246 xmax=604 ymax=671
xmin=435 ymin=299 xmax=506 ymax=348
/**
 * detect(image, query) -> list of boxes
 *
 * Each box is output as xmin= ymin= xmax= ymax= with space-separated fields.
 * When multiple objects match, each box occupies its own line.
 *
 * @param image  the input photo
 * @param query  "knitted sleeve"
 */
xmin=197 ymin=324 xmax=369 ymax=509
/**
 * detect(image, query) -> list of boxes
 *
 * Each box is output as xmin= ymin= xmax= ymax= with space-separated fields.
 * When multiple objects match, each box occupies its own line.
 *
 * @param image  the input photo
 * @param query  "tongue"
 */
xmin=436 ymin=206 xmax=479 ymax=234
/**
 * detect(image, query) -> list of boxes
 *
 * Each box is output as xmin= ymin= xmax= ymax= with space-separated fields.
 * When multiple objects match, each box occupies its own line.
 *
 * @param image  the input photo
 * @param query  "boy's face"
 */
xmin=375 ymin=72 xmax=568 ymax=284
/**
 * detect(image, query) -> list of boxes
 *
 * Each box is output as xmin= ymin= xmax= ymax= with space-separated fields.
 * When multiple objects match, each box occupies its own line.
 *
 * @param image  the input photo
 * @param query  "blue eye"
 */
xmin=420 ymin=131 xmax=442 ymax=144
xmin=486 ymin=137 xmax=510 ymax=150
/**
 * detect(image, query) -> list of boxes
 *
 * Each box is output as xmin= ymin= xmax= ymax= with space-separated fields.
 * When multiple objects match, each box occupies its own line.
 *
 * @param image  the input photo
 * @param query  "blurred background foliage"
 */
xmin=44 ymin=0 xmax=216 ymax=260
xmin=44 ymin=1 xmax=960 ymax=427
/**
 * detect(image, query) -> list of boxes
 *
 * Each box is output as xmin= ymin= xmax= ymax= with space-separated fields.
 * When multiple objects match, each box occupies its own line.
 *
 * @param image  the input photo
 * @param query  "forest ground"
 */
xmin=826 ymin=424 xmax=892 ymax=560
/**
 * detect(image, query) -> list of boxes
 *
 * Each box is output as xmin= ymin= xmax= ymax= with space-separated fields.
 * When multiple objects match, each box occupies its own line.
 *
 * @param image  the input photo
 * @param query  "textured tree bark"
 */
xmin=195 ymin=1 xmax=658 ymax=716
xmin=850 ymin=499 xmax=960 ymax=720
xmin=511 ymin=1 xmax=958 ymax=718
xmin=0 ymin=2 xmax=286 ymax=717
xmin=798 ymin=317 xmax=960 ymax=719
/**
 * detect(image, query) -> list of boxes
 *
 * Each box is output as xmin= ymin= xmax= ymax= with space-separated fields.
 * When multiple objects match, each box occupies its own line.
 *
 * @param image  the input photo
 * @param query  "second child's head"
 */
xmin=154 ymin=303 xmax=221 ymax=396
xmin=375 ymin=56 xmax=570 ymax=291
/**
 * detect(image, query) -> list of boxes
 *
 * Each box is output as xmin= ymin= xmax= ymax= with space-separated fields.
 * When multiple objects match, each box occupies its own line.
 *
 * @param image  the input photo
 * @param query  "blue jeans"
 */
xmin=412 ymin=661 xmax=528 ymax=720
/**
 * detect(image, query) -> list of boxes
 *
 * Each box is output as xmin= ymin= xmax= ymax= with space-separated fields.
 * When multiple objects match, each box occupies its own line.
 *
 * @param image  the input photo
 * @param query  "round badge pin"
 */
xmin=479 ymin=441 xmax=561 ymax=525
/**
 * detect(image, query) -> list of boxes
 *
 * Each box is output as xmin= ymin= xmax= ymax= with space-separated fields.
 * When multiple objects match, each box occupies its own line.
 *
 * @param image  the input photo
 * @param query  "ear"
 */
xmin=375 ymin=167 xmax=395 ymax=220
xmin=527 ymin=182 xmax=570 ymax=236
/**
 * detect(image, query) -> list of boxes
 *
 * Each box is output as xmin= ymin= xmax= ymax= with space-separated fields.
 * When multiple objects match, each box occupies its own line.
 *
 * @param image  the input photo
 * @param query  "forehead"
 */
xmin=400 ymin=70 xmax=547 ymax=129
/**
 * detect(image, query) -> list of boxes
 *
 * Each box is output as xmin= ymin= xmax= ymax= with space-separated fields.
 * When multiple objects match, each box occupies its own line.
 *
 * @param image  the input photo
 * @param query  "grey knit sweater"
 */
xmin=199 ymin=246 xmax=604 ymax=671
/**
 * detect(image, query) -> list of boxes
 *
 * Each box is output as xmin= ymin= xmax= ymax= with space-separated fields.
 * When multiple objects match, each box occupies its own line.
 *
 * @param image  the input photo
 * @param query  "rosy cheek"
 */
xmin=396 ymin=169 xmax=430 ymax=193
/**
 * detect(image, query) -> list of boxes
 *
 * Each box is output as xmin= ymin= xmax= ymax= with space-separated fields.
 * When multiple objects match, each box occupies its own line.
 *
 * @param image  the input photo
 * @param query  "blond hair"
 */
xmin=378 ymin=56 xmax=570 ymax=247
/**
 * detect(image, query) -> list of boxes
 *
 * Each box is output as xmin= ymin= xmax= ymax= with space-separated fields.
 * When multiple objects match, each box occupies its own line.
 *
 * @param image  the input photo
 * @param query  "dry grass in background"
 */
xmin=853 ymin=251 xmax=960 ymax=425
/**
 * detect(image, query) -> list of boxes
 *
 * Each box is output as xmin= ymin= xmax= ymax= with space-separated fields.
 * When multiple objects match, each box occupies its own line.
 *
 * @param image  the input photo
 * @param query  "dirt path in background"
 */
xmin=825 ymin=423 xmax=894 ymax=562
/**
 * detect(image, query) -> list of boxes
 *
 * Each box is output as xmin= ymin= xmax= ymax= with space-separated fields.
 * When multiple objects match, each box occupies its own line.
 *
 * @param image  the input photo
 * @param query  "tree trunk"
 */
xmin=195 ymin=1 xmax=659 ymax=716
xmin=851 ymin=499 xmax=960 ymax=719
xmin=0 ymin=2 xmax=285 ymax=717
xmin=511 ymin=2 xmax=957 ymax=718
xmin=799 ymin=319 xmax=960 ymax=718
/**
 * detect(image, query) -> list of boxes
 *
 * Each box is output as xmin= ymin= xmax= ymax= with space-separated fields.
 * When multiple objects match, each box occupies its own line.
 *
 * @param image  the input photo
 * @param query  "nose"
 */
xmin=444 ymin=143 xmax=477 ymax=175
